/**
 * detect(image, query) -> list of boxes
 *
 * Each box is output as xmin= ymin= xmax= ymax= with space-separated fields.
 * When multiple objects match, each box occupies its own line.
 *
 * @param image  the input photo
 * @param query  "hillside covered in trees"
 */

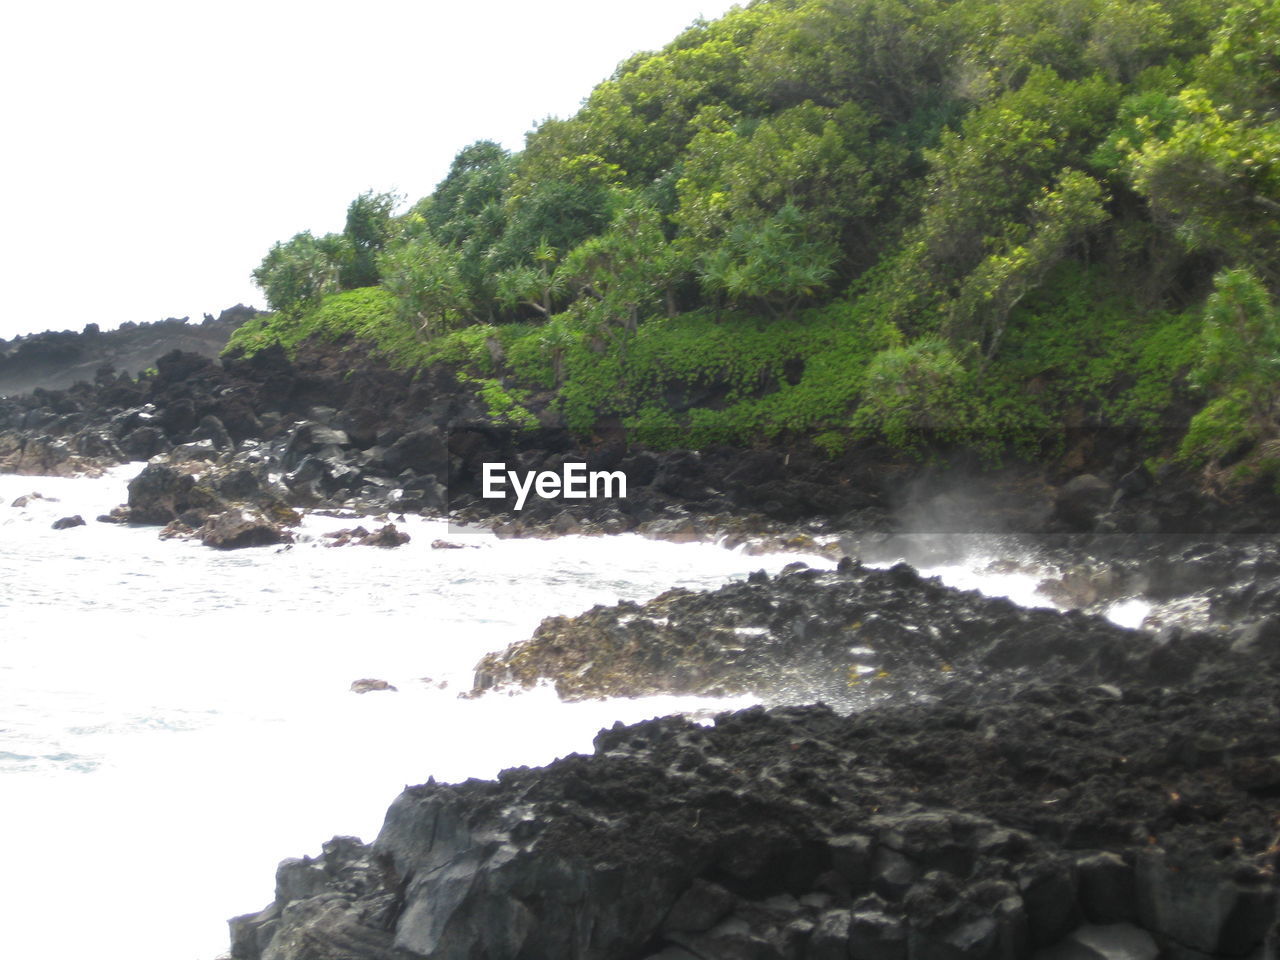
xmin=229 ymin=0 xmax=1280 ymax=489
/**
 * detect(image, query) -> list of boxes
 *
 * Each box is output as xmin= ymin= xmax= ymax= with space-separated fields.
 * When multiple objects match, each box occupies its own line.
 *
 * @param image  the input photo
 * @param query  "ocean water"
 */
xmin=0 ymin=467 xmax=1149 ymax=959
xmin=0 ymin=466 xmax=830 ymax=960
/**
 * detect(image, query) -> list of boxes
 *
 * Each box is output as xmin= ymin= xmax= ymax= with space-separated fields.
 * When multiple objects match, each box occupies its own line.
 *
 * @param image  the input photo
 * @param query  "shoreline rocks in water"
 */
xmin=323 ymin=524 xmax=412 ymax=548
xmin=471 ymin=560 xmax=1190 ymax=707
xmin=3 ymin=333 xmax=1280 ymax=543
xmin=231 ymin=560 xmax=1280 ymax=960
xmin=230 ymin=665 xmax=1280 ymax=960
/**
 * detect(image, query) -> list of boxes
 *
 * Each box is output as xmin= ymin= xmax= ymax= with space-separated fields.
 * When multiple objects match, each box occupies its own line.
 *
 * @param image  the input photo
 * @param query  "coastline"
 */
xmin=2 ymin=336 xmax=1278 ymax=958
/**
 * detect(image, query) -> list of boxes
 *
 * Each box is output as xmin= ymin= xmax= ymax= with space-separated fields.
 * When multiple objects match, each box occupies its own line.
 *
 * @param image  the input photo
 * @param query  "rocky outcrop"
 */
xmin=350 ymin=679 xmax=398 ymax=694
xmin=231 ymin=661 xmax=1280 ymax=960
xmin=199 ymin=508 xmax=293 ymax=550
xmin=472 ymin=560 xmax=1167 ymax=705
xmin=231 ymin=553 xmax=1280 ymax=960
xmin=123 ymin=451 xmax=301 ymax=549
xmin=0 ymin=432 xmax=109 ymax=477
xmin=3 ymin=328 xmax=1278 ymax=538
xmin=324 ymin=524 xmax=412 ymax=548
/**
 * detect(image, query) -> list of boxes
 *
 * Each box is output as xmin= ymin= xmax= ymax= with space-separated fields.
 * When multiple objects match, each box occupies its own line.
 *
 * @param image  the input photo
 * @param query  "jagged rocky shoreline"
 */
xmin=472 ymin=551 xmax=1280 ymax=706
xmin=3 ymin=334 xmax=1279 ymax=957
xmin=4 ymin=332 xmax=1280 ymax=546
xmin=231 ymin=659 xmax=1279 ymax=959
xmin=228 ymin=563 xmax=1280 ymax=960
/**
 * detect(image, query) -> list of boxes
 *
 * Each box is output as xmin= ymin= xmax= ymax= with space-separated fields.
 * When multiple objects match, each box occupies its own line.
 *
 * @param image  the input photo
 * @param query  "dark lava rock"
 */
xmin=283 ymin=420 xmax=351 ymax=469
xmin=1053 ymin=475 xmax=1116 ymax=531
xmin=127 ymin=462 xmax=221 ymax=525
xmin=199 ymin=508 xmax=292 ymax=550
xmin=324 ymin=524 xmax=410 ymax=548
xmin=119 ymin=425 xmax=170 ymax=460
xmin=125 ymin=453 xmax=297 ymax=532
xmin=362 ymin=523 xmax=410 ymax=548
xmin=230 ymin=677 xmax=1280 ymax=960
xmin=472 ymin=561 xmax=1156 ymax=705
xmin=51 ymin=514 xmax=85 ymax=530
xmin=379 ymin=427 xmax=448 ymax=476
xmin=190 ymin=413 xmax=233 ymax=451
xmin=0 ymin=432 xmax=106 ymax=477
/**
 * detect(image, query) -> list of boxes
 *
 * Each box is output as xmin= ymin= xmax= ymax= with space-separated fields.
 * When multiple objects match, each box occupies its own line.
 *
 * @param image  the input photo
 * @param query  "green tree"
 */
xmin=1194 ymin=267 xmax=1280 ymax=418
xmin=251 ymin=231 xmax=344 ymax=315
xmin=557 ymin=196 xmax=688 ymax=330
xmin=490 ymin=179 xmax=611 ymax=273
xmin=949 ymin=169 xmax=1110 ymax=359
xmin=1126 ymin=89 xmax=1280 ymax=276
xmin=495 ymin=239 xmax=565 ymax=319
xmin=341 ymin=190 xmax=401 ymax=289
xmin=852 ymin=336 xmax=971 ymax=448
xmin=377 ymin=235 xmax=468 ymax=336
xmin=699 ymin=204 xmax=839 ymax=319
xmin=1179 ymin=266 xmax=1280 ymax=466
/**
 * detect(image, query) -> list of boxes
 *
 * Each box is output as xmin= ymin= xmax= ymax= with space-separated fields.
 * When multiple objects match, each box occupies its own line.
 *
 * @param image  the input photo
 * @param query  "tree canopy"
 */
xmin=242 ymin=0 xmax=1280 ymax=474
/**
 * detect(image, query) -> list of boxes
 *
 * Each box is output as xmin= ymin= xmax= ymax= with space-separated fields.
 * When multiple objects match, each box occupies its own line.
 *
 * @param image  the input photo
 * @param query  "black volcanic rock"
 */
xmin=230 ymin=669 xmax=1280 ymax=960
xmin=199 ymin=507 xmax=291 ymax=550
xmin=471 ymin=561 xmax=1165 ymax=705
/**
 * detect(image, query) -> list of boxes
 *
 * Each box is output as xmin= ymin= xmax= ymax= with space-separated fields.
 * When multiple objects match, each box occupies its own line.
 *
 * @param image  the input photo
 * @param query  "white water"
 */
xmin=0 ymin=468 xmax=1150 ymax=960
xmin=0 ymin=466 xmax=833 ymax=960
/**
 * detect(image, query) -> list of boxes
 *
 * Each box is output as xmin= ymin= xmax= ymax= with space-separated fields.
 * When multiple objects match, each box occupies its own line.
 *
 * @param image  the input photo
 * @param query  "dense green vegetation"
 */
xmin=229 ymin=0 xmax=1280 ymax=482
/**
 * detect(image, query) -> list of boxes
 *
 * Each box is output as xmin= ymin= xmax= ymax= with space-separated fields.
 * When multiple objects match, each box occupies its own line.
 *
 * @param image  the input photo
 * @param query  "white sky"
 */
xmin=0 ymin=0 xmax=740 ymax=341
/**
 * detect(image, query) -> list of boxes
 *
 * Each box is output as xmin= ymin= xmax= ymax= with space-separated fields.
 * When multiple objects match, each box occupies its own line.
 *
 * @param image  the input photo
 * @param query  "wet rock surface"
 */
xmin=473 ymin=561 xmax=1165 ymax=705
xmin=322 ymin=524 xmax=412 ymax=547
xmin=199 ymin=507 xmax=294 ymax=550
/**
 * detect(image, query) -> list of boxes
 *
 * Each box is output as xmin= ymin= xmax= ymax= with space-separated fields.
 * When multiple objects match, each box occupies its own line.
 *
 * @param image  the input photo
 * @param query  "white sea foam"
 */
xmin=0 ymin=467 xmax=814 ymax=960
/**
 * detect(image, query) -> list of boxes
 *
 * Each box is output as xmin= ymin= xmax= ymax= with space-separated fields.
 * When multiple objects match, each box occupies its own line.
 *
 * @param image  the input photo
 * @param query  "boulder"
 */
xmin=72 ymin=428 xmax=124 ymax=461
xmin=189 ymin=414 xmax=233 ymax=451
xmin=284 ymin=421 xmax=351 ymax=469
xmin=199 ymin=508 xmax=291 ymax=550
xmin=379 ymin=428 xmax=448 ymax=477
xmin=118 ymin=425 xmax=170 ymax=460
xmin=1075 ymin=853 xmax=1136 ymax=925
xmin=1134 ymin=849 xmax=1277 ymax=956
xmin=1053 ymin=475 xmax=1115 ymax=530
xmin=1034 ymin=924 xmax=1158 ymax=960
xmin=362 ymin=524 xmax=410 ymax=548
xmin=127 ymin=463 xmax=196 ymax=524
xmin=350 ymin=679 xmax=398 ymax=694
